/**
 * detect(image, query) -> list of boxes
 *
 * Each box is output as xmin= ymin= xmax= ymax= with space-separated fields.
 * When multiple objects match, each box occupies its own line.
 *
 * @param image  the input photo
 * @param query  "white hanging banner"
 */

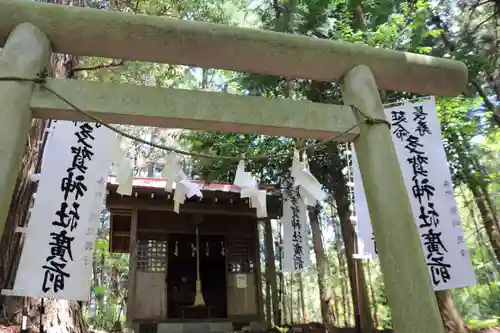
xmin=282 ymin=186 xmax=310 ymax=272
xmin=353 ymin=97 xmax=476 ymax=290
xmin=11 ymin=121 xmax=114 ymax=300
xmin=351 ymin=149 xmax=377 ymax=260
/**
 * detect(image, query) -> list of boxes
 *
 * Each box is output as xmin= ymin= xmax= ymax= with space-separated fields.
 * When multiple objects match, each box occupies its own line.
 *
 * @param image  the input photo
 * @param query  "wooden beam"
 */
xmin=108 ymin=201 xmax=259 ymax=217
xmin=0 ymin=0 xmax=466 ymax=96
xmin=342 ymin=65 xmax=444 ymax=333
xmin=0 ymin=24 xmax=51 ymax=240
xmin=30 ymin=78 xmax=359 ymax=141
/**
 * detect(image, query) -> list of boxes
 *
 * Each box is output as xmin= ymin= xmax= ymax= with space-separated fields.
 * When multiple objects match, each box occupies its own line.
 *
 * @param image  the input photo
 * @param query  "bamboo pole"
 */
xmin=0 ymin=23 xmax=51 ymax=240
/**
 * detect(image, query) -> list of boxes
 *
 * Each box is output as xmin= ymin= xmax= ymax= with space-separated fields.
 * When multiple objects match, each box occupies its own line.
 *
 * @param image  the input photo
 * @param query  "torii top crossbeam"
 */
xmin=0 ymin=0 xmax=466 ymax=96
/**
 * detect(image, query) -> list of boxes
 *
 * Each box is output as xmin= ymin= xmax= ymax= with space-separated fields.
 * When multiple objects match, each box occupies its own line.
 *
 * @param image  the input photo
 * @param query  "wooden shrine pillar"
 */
xmin=255 ymin=219 xmax=265 ymax=322
xmin=263 ymin=218 xmax=280 ymax=326
xmin=0 ymin=23 xmax=51 ymax=240
xmin=341 ymin=65 xmax=445 ymax=333
xmin=126 ymin=208 xmax=138 ymax=331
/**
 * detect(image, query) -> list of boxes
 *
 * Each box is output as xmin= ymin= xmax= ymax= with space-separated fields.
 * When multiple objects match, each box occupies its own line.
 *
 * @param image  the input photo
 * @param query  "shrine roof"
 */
xmin=106 ymin=175 xmax=277 ymax=195
xmin=105 ymin=175 xmax=282 ymax=218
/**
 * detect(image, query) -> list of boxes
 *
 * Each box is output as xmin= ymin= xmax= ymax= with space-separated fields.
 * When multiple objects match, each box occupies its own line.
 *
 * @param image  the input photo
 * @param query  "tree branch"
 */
xmin=69 ymin=59 xmax=125 ymax=74
xmin=469 ymin=10 xmax=497 ymax=37
xmin=434 ymin=14 xmax=500 ymax=126
xmin=469 ymin=80 xmax=500 ymax=124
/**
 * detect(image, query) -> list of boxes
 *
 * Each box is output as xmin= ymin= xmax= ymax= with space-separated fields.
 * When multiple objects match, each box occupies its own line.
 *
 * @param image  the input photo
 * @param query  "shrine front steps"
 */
xmin=157 ymin=321 xmax=233 ymax=333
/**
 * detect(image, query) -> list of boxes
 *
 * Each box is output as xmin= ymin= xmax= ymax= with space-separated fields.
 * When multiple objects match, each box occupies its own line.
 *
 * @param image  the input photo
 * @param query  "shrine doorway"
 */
xmin=167 ymin=233 xmax=227 ymax=320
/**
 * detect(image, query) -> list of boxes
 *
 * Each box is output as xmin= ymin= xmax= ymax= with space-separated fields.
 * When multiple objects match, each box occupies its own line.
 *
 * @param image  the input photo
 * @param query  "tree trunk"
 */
xmin=435 ymin=290 xmax=468 ymax=333
xmin=287 ymin=274 xmax=294 ymax=324
xmin=330 ymin=147 xmax=373 ymax=333
xmin=470 ymin=183 xmax=500 ymax=263
xmin=308 ymin=205 xmax=337 ymax=333
xmin=332 ymin=289 xmax=339 ymax=327
xmin=0 ymin=18 xmax=86 ymax=333
xmin=265 ymin=274 xmax=272 ymax=327
xmin=276 ymin=219 xmax=285 ymax=326
xmin=332 ymin=210 xmax=349 ymax=327
xmin=365 ymin=262 xmax=379 ymax=328
xmin=0 ymin=118 xmax=47 ymax=326
xmin=460 ymin=188 xmax=500 ymax=277
xmin=298 ymin=273 xmax=307 ymax=323
xmin=263 ymin=219 xmax=280 ymax=326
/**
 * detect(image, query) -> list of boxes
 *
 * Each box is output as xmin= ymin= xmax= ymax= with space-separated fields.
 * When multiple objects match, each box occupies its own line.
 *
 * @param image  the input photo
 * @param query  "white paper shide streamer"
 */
xmin=291 ymin=150 xmax=327 ymax=206
xmin=352 ymin=97 xmax=476 ymax=291
xmin=162 ymin=154 xmax=202 ymax=213
xmin=10 ymin=121 xmax=114 ymax=300
xmin=233 ymin=160 xmax=267 ymax=218
xmin=110 ymin=135 xmax=134 ymax=196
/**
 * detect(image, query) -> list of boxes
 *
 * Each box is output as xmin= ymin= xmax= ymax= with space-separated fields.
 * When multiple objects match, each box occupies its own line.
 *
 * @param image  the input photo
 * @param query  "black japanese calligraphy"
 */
xmin=75 ymin=123 xmax=95 ymax=148
xmin=400 ymin=108 xmax=450 ymax=286
xmin=286 ymin=182 xmax=305 ymax=271
xmin=42 ymin=260 xmax=70 ymax=293
xmin=67 ymin=145 xmax=94 ymax=174
xmin=411 ymin=177 xmax=435 ymax=204
xmin=405 ymin=135 xmax=425 ymax=155
xmin=407 ymin=154 xmax=429 ymax=179
xmin=47 ymin=230 xmax=74 ymax=263
xmin=61 ymin=172 xmax=87 ymax=201
xmin=53 ymin=202 xmax=81 ymax=231
xmin=42 ymin=123 xmax=98 ymax=293
xmin=391 ymin=110 xmax=410 ymax=140
xmin=428 ymin=258 xmax=451 ymax=286
xmin=422 ymin=229 xmax=447 ymax=257
xmin=413 ymin=105 xmax=432 ymax=137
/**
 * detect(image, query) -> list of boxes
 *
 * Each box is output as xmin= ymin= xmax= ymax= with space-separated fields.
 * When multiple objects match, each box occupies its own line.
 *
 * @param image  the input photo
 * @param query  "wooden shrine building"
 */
xmin=106 ymin=177 xmax=281 ymax=333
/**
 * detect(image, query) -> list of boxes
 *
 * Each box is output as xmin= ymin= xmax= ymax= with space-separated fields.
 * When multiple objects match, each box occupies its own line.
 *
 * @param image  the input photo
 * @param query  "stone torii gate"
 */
xmin=0 ymin=1 xmax=467 ymax=333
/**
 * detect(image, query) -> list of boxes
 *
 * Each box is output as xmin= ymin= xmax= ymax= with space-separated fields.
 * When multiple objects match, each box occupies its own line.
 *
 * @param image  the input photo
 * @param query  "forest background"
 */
xmin=0 ymin=0 xmax=498 ymax=332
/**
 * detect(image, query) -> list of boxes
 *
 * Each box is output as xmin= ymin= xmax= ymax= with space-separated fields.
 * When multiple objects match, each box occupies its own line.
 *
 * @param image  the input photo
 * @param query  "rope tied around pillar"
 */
xmin=0 ymin=72 xmax=391 ymax=161
xmin=351 ymin=105 xmax=391 ymax=129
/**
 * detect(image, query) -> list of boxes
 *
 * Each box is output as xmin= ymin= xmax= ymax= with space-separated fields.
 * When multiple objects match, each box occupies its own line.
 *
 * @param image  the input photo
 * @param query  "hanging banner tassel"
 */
xmin=291 ymin=150 xmax=327 ymax=206
xmin=233 ymin=160 xmax=268 ymax=218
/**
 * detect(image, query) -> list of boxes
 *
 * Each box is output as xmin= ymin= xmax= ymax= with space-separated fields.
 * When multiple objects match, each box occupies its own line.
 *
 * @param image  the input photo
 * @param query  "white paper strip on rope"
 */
xmin=161 ymin=153 xmax=203 ymax=213
xmin=352 ymin=97 xmax=476 ymax=291
xmin=233 ymin=160 xmax=268 ymax=218
xmin=282 ymin=185 xmax=311 ymax=272
xmin=291 ymin=150 xmax=327 ymax=206
xmin=11 ymin=121 xmax=114 ymax=300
